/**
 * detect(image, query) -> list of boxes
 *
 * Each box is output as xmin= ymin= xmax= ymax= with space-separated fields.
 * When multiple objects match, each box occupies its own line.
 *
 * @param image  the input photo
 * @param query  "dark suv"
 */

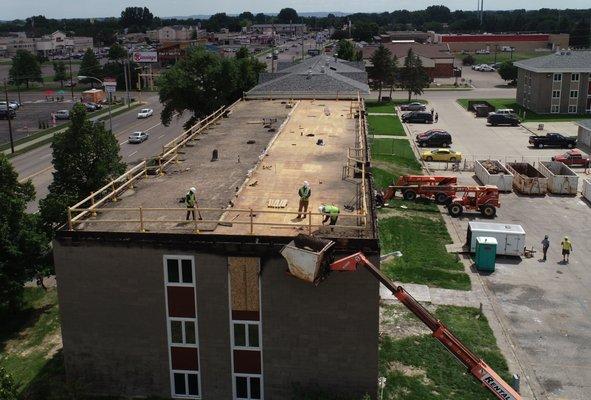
xmin=487 ymin=113 xmax=520 ymax=126
xmin=401 ymin=111 xmax=433 ymax=124
xmin=416 ymin=130 xmax=452 ymax=147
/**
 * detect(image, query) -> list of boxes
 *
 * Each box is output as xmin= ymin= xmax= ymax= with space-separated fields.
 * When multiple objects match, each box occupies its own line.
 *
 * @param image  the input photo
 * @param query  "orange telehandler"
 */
xmin=281 ymin=235 xmax=521 ymax=400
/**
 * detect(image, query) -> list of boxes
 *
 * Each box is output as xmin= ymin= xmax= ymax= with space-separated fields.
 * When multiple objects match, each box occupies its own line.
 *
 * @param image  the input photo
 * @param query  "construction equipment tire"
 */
xmin=480 ymin=205 xmax=497 ymax=218
xmin=403 ymin=190 xmax=417 ymax=201
xmin=435 ymin=192 xmax=450 ymax=204
xmin=448 ymin=203 xmax=463 ymax=217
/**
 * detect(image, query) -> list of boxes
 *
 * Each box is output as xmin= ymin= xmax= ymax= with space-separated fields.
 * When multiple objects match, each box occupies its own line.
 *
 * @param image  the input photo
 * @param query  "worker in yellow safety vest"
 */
xmin=319 ymin=204 xmax=340 ymax=226
xmin=561 ymin=236 xmax=573 ymax=263
xmin=297 ymin=181 xmax=311 ymax=219
xmin=185 ymin=187 xmax=202 ymax=221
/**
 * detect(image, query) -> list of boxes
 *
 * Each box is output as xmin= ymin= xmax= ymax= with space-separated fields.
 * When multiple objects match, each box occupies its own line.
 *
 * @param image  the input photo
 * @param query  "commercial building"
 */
xmin=249 ymin=24 xmax=307 ymax=36
xmin=362 ymin=42 xmax=456 ymax=79
xmin=54 ymin=94 xmax=379 ymax=399
xmin=246 ymin=54 xmax=369 ymax=99
xmin=0 ymin=30 xmax=93 ymax=57
xmin=434 ymin=33 xmax=569 ymax=53
xmin=515 ymin=50 xmax=591 ymax=115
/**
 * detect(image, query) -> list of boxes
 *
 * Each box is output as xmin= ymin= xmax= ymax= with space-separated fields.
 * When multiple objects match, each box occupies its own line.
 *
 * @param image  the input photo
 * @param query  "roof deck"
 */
xmin=70 ymin=99 xmax=374 ymax=238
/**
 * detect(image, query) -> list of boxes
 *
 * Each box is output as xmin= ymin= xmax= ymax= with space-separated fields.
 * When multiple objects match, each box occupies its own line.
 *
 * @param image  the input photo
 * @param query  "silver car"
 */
xmin=128 ymin=131 xmax=149 ymax=143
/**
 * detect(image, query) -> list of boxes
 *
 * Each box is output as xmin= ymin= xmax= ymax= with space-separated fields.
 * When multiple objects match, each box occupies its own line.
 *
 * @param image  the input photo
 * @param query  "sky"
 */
xmin=3 ymin=0 xmax=590 ymax=20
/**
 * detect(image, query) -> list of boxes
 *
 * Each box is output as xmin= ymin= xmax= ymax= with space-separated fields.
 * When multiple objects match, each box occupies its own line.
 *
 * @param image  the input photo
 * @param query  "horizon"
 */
xmin=2 ymin=1 xmax=590 ymax=21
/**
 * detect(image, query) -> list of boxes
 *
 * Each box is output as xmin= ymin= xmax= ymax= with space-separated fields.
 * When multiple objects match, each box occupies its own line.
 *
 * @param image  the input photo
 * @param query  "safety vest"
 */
xmin=186 ymin=191 xmax=196 ymax=207
xmin=299 ymin=186 xmax=311 ymax=200
xmin=562 ymin=240 xmax=572 ymax=251
xmin=324 ymin=205 xmax=340 ymax=217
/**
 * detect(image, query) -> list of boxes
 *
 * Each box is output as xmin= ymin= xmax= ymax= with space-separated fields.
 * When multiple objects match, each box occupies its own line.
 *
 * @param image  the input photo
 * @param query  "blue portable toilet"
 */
xmin=475 ymin=237 xmax=497 ymax=272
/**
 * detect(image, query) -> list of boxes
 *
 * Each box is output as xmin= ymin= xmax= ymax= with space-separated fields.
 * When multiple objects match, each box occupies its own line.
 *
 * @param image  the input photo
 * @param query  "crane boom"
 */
xmin=330 ymin=252 xmax=521 ymax=400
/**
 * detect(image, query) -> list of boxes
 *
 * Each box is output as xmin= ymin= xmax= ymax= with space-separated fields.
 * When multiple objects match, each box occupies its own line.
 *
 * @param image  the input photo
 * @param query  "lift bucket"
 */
xmin=280 ymin=235 xmax=335 ymax=283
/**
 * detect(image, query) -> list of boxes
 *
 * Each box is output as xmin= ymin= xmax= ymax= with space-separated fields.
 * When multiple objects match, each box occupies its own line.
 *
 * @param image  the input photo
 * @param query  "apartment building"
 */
xmin=54 ymin=95 xmax=379 ymax=399
xmin=515 ymin=50 xmax=591 ymax=115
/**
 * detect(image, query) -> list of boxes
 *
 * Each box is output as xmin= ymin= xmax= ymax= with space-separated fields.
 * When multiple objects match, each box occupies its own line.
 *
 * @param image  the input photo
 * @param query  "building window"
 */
xmin=170 ymin=319 xmax=197 ymax=345
xmin=551 ymin=105 xmax=560 ymax=114
xmin=570 ymin=90 xmax=578 ymax=99
xmin=235 ymin=375 xmax=262 ymax=400
xmin=572 ymin=73 xmax=580 ymax=82
xmin=166 ymin=256 xmax=194 ymax=285
xmin=173 ymin=371 xmax=200 ymax=397
xmin=553 ymin=73 xmax=562 ymax=82
xmin=568 ymin=105 xmax=578 ymax=114
xmin=552 ymin=90 xmax=560 ymax=98
xmin=232 ymin=321 xmax=260 ymax=349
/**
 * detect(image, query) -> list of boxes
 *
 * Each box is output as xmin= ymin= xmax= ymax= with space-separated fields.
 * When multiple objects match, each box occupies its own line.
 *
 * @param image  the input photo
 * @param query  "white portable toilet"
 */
xmin=467 ymin=222 xmax=526 ymax=256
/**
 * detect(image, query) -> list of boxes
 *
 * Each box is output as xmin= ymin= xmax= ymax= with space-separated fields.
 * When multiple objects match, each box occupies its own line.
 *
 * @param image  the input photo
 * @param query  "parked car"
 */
xmin=478 ymin=65 xmax=495 ymax=72
xmin=399 ymin=102 xmax=426 ymax=111
xmin=416 ymin=130 xmax=452 ymax=147
xmin=529 ymin=133 xmax=577 ymax=149
xmin=55 ymin=110 xmax=70 ymax=120
xmin=476 ymin=49 xmax=490 ymax=54
xmin=8 ymin=101 xmax=20 ymax=110
xmin=493 ymin=108 xmax=515 ymax=115
xmin=65 ymin=81 xmax=77 ymax=87
xmin=401 ymin=111 xmax=433 ymax=124
xmin=128 ymin=131 xmax=149 ymax=143
xmin=82 ymin=102 xmax=98 ymax=111
xmin=421 ymin=148 xmax=462 ymax=162
xmin=487 ymin=113 xmax=520 ymax=126
xmin=0 ymin=108 xmax=16 ymax=120
xmin=551 ymin=149 xmax=590 ymax=167
xmin=137 ymin=108 xmax=154 ymax=119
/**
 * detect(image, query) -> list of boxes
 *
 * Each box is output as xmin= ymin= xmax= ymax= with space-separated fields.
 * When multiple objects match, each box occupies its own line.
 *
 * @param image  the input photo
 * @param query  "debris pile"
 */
xmin=482 ymin=160 xmax=503 ymax=175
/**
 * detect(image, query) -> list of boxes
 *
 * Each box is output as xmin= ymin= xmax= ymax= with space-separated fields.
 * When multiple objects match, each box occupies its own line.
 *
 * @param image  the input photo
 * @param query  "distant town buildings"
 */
xmin=147 ymin=26 xmax=204 ymax=43
xmin=0 ymin=30 xmax=93 ymax=57
xmin=249 ymin=24 xmax=307 ymax=36
xmin=434 ymin=33 xmax=570 ymax=53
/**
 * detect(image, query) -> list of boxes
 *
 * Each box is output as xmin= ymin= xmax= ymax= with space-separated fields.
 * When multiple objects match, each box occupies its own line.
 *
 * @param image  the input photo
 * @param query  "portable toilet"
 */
xmin=475 ymin=237 xmax=497 ymax=272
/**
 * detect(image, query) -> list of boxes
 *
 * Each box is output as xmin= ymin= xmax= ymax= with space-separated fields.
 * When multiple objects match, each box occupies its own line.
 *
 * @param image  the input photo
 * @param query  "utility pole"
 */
xmin=68 ymin=50 xmax=74 ymax=100
xmin=123 ymin=59 xmax=130 ymax=109
xmin=3 ymin=79 xmax=15 ymax=154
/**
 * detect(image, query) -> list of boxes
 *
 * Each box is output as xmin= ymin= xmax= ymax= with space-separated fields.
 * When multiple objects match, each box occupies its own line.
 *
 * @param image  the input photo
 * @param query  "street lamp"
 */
xmin=2 ymin=79 xmax=15 ymax=154
xmin=77 ymin=75 xmax=113 ymax=132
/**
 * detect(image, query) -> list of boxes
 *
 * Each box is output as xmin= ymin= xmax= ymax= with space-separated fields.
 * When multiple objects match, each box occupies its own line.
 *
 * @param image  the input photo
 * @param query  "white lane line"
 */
xmin=128 ymin=151 xmax=138 ymax=157
xmin=157 ymin=134 xmax=165 ymax=139
xmin=144 ymin=121 xmax=163 ymax=132
xmin=119 ymin=140 xmax=128 ymax=145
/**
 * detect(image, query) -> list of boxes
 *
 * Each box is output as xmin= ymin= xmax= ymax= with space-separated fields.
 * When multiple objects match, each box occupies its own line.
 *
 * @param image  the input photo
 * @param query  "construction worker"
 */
xmin=297 ymin=181 xmax=311 ymax=219
xmin=185 ymin=187 xmax=197 ymax=221
xmin=319 ymin=204 xmax=340 ymax=226
xmin=561 ymin=236 xmax=573 ymax=263
xmin=541 ymin=235 xmax=550 ymax=262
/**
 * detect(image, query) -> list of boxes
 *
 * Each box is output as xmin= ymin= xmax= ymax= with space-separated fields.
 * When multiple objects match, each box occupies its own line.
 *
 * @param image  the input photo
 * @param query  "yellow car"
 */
xmin=421 ymin=148 xmax=462 ymax=162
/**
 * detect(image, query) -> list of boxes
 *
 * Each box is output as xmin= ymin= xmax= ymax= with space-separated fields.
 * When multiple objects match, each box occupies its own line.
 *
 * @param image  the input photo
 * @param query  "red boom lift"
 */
xmin=281 ymin=235 xmax=521 ymax=400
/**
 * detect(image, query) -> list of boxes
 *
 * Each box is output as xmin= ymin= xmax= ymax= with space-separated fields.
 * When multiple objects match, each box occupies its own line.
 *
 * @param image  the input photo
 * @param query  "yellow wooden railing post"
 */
xmin=67 ymin=207 xmax=73 ymax=230
xmin=308 ymin=210 xmax=312 ymax=234
xmin=249 ymin=208 xmax=254 ymax=235
xmin=139 ymin=207 xmax=145 ymax=232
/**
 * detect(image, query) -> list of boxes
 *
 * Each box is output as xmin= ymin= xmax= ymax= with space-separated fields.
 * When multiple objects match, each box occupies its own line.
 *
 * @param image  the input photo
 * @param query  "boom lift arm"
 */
xmin=330 ymin=252 xmax=521 ymax=400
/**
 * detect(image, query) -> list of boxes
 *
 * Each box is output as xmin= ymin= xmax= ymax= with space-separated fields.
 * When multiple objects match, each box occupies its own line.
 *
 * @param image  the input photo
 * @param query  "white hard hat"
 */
xmin=304 ymin=181 xmax=310 ymax=187
xmin=318 ymin=205 xmax=324 ymax=213
xmin=190 ymin=187 xmax=196 ymax=193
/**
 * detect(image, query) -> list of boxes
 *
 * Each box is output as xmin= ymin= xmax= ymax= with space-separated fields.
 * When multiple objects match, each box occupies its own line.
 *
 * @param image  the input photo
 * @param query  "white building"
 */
xmin=0 ymin=30 xmax=93 ymax=57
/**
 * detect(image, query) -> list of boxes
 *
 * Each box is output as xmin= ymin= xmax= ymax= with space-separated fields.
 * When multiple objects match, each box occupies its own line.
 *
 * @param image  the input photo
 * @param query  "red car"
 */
xmin=551 ymin=150 xmax=590 ymax=167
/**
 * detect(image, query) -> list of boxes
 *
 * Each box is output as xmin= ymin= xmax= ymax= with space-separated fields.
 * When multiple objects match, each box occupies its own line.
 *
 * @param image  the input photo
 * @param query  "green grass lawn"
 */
xmin=464 ymin=51 xmax=540 ymax=65
xmin=370 ymin=138 xmax=422 ymax=188
xmin=457 ymin=98 xmax=590 ymax=122
xmin=380 ymin=304 xmax=511 ymax=399
xmin=366 ymin=99 xmax=427 ymax=114
xmin=0 ymin=288 xmax=62 ymax=395
xmin=367 ymin=115 xmax=405 ymax=136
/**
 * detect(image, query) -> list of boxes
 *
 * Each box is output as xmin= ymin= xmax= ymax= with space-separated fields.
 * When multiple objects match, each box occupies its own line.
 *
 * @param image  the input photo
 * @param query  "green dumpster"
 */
xmin=475 ymin=237 xmax=497 ymax=272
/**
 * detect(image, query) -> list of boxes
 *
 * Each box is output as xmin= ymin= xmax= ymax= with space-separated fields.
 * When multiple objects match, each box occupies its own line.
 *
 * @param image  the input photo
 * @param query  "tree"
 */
xmin=0 ymin=366 xmax=18 ymax=400
xmin=497 ymin=61 xmax=518 ymax=85
xmin=235 ymin=46 xmax=250 ymax=59
xmin=368 ymin=45 xmax=393 ymax=101
xmin=386 ymin=55 xmax=399 ymax=99
xmin=0 ymin=154 xmax=49 ymax=314
xmin=336 ymin=39 xmax=356 ymax=61
xmin=238 ymin=11 xmax=255 ymax=22
xmin=102 ymin=60 xmax=139 ymax=90
xmin=462 ymin=54 xmax=475 ymax=66
xmin=352 ymin=21 xmax=379 ymax=42
xmin=399 ymin=48 xmax=430 ymax=101
xmin=53 ymin=61 xmax=67 ymax=87
xmin=108 ymin=43 xmax=128 ymax=61
xmin=277 ymin=8 xmax=299 ymax=24
xmin=79 ymin=48 xmax=103 ymax=87
xmin=157 ymin=46 xmax=264 ymax=130
xmin=570 ymin=19 xmax=590 ymax=48
xmin=39 ymin=104 xmax=126 ymax=229
xmin=425 ymin=5 xmax=451 ymax=22
xmin=9 ymin=50 xmax=42 ymax=89
xmin=120 ymin=7 xmax=154 ymax=31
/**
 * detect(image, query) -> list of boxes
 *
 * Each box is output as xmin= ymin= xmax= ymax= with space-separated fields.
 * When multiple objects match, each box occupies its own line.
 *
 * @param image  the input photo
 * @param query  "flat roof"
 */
xmin=72 ymin=99 xmax=373 ymax=239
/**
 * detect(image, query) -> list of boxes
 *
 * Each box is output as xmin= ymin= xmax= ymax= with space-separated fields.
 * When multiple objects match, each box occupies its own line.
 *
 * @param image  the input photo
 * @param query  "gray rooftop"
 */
xmin=576 ymin=119 xmax=591 ymax=131
xmin=246 ymin=55 xmax=369 ymax=99
xmin=514 ymin=51 xmax=591 ymax=73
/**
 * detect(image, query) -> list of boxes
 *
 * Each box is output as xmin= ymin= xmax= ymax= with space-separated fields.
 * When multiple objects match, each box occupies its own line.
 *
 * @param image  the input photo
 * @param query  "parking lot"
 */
xmin=399 ymin=98 xmax=591 ymax=399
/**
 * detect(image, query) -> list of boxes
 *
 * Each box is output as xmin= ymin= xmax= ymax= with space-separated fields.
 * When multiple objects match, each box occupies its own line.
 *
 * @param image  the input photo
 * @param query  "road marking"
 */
xmin=19 ymin=165 xmax=53 ymax=182
xmin=119 ymin=139 xmax=128 ymax=145
xmin=158 ymin=134 xmax=165 ymax=139
xmin=128 ymin=151 xmax=138 ymax=157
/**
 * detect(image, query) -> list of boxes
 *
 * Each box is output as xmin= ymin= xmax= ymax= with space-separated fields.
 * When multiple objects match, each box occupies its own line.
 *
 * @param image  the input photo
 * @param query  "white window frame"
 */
xmin=568 ymin=105 xmax=578 ymax=114
xmin=169 ymin=318 xmax=199 ymax=347
xmin=551 ymin=105 xmax=560 ymax=114
xmin=231 ymin=320 xmax=261 ymax=350
xmin=233 ymin=374 xmax=263 ymax=400
xmin=571 ymin=73 xmax=580 ymax=82
xmin=171 ymin=370 xmax=201 ymax=398
xmin=552 ymin=90 xmax=560 ymax=98
xmin=164 ymin=255 xmax=195 ymax=286
xmin=553 ymin=73 xmax=562 ymax=82
xmin=570 ymin=90 xmax=579 ymax=99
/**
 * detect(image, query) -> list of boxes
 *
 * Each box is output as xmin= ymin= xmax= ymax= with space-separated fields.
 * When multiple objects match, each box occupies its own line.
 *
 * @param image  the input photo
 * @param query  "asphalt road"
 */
xmin=11 ymin=93 xmax=190 ymax=212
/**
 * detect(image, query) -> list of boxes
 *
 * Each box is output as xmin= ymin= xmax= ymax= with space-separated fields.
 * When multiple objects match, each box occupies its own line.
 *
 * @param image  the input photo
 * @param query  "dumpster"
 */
xmin=474 ymin=237 xmax=497 ymax=272
xmin=583 ymin=178 xmax=591 ymax=202
xmin=538 ymin=161 xmax=579 ymax=195
xmin=506 ymin=162 xmax=548 ymax=195
xmin=280 ymin=234 xmax=334 ymax=283
xmin=475 ymin=160 xmax=514 ymax=192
